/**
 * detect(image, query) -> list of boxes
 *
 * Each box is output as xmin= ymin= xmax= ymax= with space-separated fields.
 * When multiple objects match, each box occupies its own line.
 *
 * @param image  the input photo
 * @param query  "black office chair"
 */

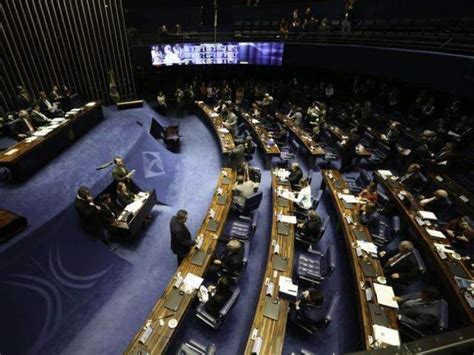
xmin=360 ymin=131 xmax=375 ymax=147
xmin=273 ymin=138 xmax=300 ymax=168
xmin=346 ymin=169 xmax=372 ymax=194
xmin=176 ymin=339 xmax=217 ymax=355
xmin=372 ymin=215 xmax=401 ymax=246
xmin=218 ymin=241 xmax=249 ymax=283
xmin=289 ymin=292 xmax=341 ymax=334
xmin=234 ymin=191 xmax=263 ymax=216
xmin=297 ymin=245 xmax=336 ymax=285
xmin=367 ymin=141 xmax=391 ymax=165
xmin=195 ymin=287 xmax=241 ymax=329
xmin=228 ymin=211 xmax=258 ymax=241
xmin=295 ymin=216 xmax=330 ymax=250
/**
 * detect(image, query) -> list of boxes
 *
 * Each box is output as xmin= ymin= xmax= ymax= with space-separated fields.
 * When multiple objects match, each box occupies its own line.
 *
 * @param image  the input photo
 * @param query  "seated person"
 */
xmin=112 ymin=156 xmax=134 ymax=186
xmin=380 ymin=240 xmax=419 ymax=284
xmin=30 ymin=102 xmax=52 ymax=126
xmin=243 ymin=136 xmax=256 ymax=156
xmin=116 ymin=181 xmax=136 ymax=206
xmin=288 ymin=162 xmax=303 ymax=189
xmin=97 ymin=193 xmax=120 ymax=229
xmin=233 ymin=175 xmax=259 ymax=207
xmin=399 ymin=164 xmax=425 ymax=192
xmin=208 ymin=239 xmax=244 ymax=278
xmin=381 ymin=122 xmax=401 ymax=145
xmin=289 ymin=288 xmax=324 ymax=328
xmin=443 ymin=216 xmax=474 ymax=245
xmin=294 ymin=178 xmax=312 ymax=210
xmin=74 ymin=186 xmax=102 ymax=236
xmin=15 ymin=85 xmax=33 ymax=110
xmin=297 ymin=210 xmax=322 ymax=244
xmin=419 ymin=189 xmax=449 ymax=216
xmin=359 ymin=182 xmax=378 ymax=204
xmin=394 ymin=288 xmax=443 ymax=336
xmin=38 ymin=91 xmax=63 ymax=117
xmin=12 ymin=110 xmax=36 ymax=139
xmin=273 ymin=125 xmax=288 ymax=145
xmin=204 ymin=276 xmax=233 ymax=317
xmin=360 ymin=202 xmax=380 ymax=229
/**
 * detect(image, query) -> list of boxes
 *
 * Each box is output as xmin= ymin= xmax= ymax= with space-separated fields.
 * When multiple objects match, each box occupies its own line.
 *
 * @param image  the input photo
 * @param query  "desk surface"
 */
xmin=0 ymin=102 xmax=101 ymax=164
xmin=238 ymin=109 xmax=280 ymax=156
xmin=244 ymin=170 xmax=295 ymax=355
xmin=327 ymin=125 xmax=372 ymax=157
xmin=322 ymin=170 xmax=399 ymax=350
xmin=374 ymin=171 xmax=474 ymax=324
xmin=124 ymin=168 xmax=236 ymax=354
xmin=427 ymin=173 xmax=474 ymax=218
xmin=276 ymin=113 xmax=325 ymax=157
xmin=196 ymin=101 xmax=235 ymax=154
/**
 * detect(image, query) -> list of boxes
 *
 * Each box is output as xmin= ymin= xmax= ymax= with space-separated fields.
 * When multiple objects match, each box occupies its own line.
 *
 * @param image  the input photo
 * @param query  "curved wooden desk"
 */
xmin=244 ymin=170 xmax=295 ymax=354
xmin=124 ymin=168 xmax=236 ymax=354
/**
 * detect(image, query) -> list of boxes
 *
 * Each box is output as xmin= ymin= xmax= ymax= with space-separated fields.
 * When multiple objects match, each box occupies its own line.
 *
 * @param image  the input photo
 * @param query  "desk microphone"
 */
xmin=96 ymin=161 xmax=113 ymax=170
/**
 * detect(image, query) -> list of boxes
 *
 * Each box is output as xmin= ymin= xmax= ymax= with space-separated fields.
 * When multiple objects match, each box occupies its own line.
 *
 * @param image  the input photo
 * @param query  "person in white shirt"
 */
xmin=31 ymin=103 xmax=52 ymax=127
xmin=233 ymin=175 xmax=260 ymax=207
xmin=157 ymin=91 xmax=167 ymax=115
xmin=294 ymin=178 xmax=312 ymax=209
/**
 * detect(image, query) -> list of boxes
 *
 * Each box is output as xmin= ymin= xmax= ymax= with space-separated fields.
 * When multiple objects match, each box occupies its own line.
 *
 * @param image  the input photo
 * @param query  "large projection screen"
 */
xmin=151 ymin=42 xmax=284 ymax=66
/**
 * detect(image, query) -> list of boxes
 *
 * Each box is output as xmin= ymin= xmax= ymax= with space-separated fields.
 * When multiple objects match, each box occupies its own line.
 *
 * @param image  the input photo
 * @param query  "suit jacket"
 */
xmin=288 ymin=169 xmax=303 ymax=187
xmin=231 ymin=145 xmax=245 ymax=167
xmin=75 ymin=197 xmax=102 ymax=234
xmin=170 ymin=216 xmax=194 ymax=256
xmin=399 ymin=293 xmax=441 ymax=334
xmin=30 ymin=111 xmax=50 ymax=126
xmin=112 ymin=166 xmax=129 ymax=183
xmin=342 ymin=134 xmax=360 ymax=158
xmin=219 ymin=247 xmax=244 ymax=273
xmin=301 ymin=216 xmax=322 ymax=243
xmin=99 ymin=202 xmax=117 ymax=226
xmin=383 ymin=249 xmax=419 ymax=281
xmin=15 ymin=94 xmax=32 ymax=110
xmin=204 ymin=284 xmax=233 ymax=317
xmin=117 ymin=189 xmax=135 ymax=206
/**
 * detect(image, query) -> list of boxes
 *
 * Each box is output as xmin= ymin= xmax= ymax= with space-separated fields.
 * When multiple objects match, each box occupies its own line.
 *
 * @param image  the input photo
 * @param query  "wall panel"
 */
xmin=1 ymin=0 xmax=134 ymax=111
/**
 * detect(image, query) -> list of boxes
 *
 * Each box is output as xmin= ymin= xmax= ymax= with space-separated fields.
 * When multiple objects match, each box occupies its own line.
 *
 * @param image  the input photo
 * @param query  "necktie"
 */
xmin=24 ymin=118 xmax=35 ymax=132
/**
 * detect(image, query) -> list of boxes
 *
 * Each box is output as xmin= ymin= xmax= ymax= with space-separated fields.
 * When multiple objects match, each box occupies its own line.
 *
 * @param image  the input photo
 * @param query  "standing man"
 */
xmin=170 ymin=209 xmax=195 ymax=265
xmin=112 ymin=156 xmax=134 ymax=186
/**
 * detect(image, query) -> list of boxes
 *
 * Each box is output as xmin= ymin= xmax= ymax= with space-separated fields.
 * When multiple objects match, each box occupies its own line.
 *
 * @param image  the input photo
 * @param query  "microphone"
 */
xmin=136 ymin=121 xmax=143 ymax=127
xmin=96 ymin=161 xmax=113 ymax=170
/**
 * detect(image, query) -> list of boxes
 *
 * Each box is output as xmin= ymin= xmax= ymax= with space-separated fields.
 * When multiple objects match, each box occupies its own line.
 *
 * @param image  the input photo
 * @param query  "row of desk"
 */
xmin=244 ymin=170 xmax=295 ymax=354
xmin=428 ymin=173 xmax=474 ymax=218
xmin=374 ymin=171 xmax=474 ymax=324
xmin=275 ymin=113 xmax=326 ymax=168
xmin=321 ymin=170 xmax=400 ymax=350
xmin=0 ymin=101 xmax=103 ymax=180
xmin=195 ymin=101 xmax=235 ymax=155
xmin=236 ymin=108 xmax=281 ymax=168
xmin=125 ymin=168 xmax=236 ymax=354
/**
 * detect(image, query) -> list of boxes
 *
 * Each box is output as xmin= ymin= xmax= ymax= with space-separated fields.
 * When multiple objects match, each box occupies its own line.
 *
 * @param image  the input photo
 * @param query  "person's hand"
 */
xmin=391 ymin=273 xmax=400 ymax=279
xmin=446 ymin=229 xmax=455 ymax=237
xmin=457 ymin=236 xmax=469 ymax=243
xmin=392 ymin=296 xmax=401 ymax=302
xmin=213 ymin=259 xmax=222 ymax=265
xmin=379 ymin=251 xmax=386 ymax=258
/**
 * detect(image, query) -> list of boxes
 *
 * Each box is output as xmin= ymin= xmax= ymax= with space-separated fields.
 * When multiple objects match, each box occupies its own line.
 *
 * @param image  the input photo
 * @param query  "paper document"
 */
xmin=372 ymin=325 xmax=400 ymax=346
xmin=373 ymin=283 xmax=399 ymax=309
xmin=356 ymin=240 xmax=378 ymax=255
xmin=275 ymin=169 xmax=291 ymax=180
xmin=460 ymin=195 xmax=470 ymax=203
xmin=434 ymin=243 xmax=455 ymax=254
xmin=4 ymin=148 xmax=19 ymax=156
xmin=340 ymin=194 xmax=359 ymax=204
xmin=426 ymin=228 xmax=446 ymax=239
xmin=124 ymin=199 xmax=144 ymax=214
xmin=182 ymin=272 xmax=204 ymax=291
xmin=25 ymin=136 xmax=38 ymax=143
xmin=278 ymin=190 xmax=295 ymax=201
xmin=85 ymin=102 xmax=96 ymax=107
xmin=278 ymin=214 xmax=297 ymax=224
xmin=33 ymin=130 xmax=50 ymax=137
xmin=417 ymin=211 xmax=437 ymax=220
xmin=218 ymin=128 xmax=229 ymax=133
xmin=378 ymin=170 xmax=393 ymax=179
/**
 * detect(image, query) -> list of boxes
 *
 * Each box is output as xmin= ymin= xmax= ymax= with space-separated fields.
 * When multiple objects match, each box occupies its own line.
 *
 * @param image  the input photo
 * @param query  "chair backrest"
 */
xmin=323 ymin=245 xmax=336 ymax=277
xmin=242 ymin=191 xmax=263 ymax=213
xmin=290 ymin=138 xmax=300 ymax=155
xmin=362 ymin=131 xmax=374 ymax=144
xmin=412 ymin=247 xmax=427 ymax=274
xmin=360 ymin=169 xmax=372 ymax=186
xmin=242 ymin=241 xmax=250 ymax=269
xmin=376 ymin=142 xmax=391 ymax=156
xmin=391 ymin=215 xmax=401 ymax=238
xmin=219 ymin=287 xmax=241 ymax=317
xmin=377 ymin=190 xmax=390 ymax=207
xmin=324 ymin=292 xmax=341 ymax=324
xmin=307 ymin=169 xmax=314 ymax=185
xmin=438 ymin=299 xmax=449 ymax=331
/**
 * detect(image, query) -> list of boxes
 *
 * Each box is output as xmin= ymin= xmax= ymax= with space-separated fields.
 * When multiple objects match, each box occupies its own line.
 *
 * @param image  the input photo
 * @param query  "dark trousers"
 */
xmin=177 ymin=254 xmax=185 ymax=265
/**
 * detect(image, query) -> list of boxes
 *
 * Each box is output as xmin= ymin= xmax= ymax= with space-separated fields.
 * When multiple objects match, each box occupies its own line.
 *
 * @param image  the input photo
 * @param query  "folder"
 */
xmin=164 ymin=288 xmax=184 ymax=311
xmin=448 ymin=262 xmax=470 ymax=279
xmin=369 ymin=303 xmax=390 ymax=327
xmin=191 ymin=249 xmax=207 ymax=266
xmin=360 ymin=259 xmax=378 ymax=278
xmin=207 ymin=220 xmax=219 ymax=232
xmin=217 ymin=194 xmax=227 ymax=205
xmin=354 ymin=228 xmax=370 ymax=241
xmin=272 ymin=254 xmax=288 ymax=272
xmin=343 ymin=201 xmax=356 ymax=210
xmin=222 ymin=177 xmax=230 ymax=185
xmin=277 ymin=222 xmax=290 ymax=236
xmin=263 ymin=296 xmax=280 ymax=320
xmin=278 ymin=197 xmax=289 ymax=208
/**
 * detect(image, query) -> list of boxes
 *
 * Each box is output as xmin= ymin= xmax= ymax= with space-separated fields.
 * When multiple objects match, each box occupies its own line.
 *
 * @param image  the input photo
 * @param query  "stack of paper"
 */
xmin=4 ymin=148 xmax=19 ymax=156
xmin=218 ymin=127 xmax=229 ymax=133
xmin=372 ymin=325 xmax=400 ymax=346
xmin=426 ymin=228 xmax=446 ymax=239
xmin=378 ymin=170 xmax=393 ymax=179
xmin=373 ymin=283 xmax=398 ymax=309
xmin=182 ymin=272 xmax=204 ymax=291
xmin=340 ymin=194 xmax=359 ymax=204
xmin=417 ymin=211 xmax=437 ymax=220
xmin=278 ymin=190 xmax=295 ymax=201
xmin=357 ymin=240 xmax=378 ymax=255
xmin=278 ymin=214 xmax=297 ymax=224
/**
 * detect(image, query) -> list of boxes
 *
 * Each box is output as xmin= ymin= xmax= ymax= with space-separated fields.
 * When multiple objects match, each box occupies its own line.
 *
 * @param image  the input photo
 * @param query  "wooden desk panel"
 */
xmin=275 ymin=113 xmax=325 ymax=157
xmin=0 ymin=102 xmax=103 ymax=180
xmin=374 ymin=171 xmax=474 ymax=323
xmin=244 ymin=171 xmax=295 ymax=355
xmin=124 ymin=168 xmax=236 ymax=354
xmin=196 ymin=101 xmax=235 ymax=154
xmin=428 ymin=173 xmax=474 ymax=218
xmin=322 ymin=170 xmax=399 ymax=350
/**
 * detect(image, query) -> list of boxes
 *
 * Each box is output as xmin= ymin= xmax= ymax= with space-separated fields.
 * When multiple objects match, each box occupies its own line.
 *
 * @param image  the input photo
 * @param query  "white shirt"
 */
xmin=295 ymin=185 xmax=312 ymax=209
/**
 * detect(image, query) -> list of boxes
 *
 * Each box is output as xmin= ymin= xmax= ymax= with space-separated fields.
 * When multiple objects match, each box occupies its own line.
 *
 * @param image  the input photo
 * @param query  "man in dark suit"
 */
xmin=399 ymin=164 xmax=425 ymax=193
xmin=97 ymin=193 xmax=119 ymax=229
xmin=297 ymin=210 xmax=323 ymax=244
xmin=394 ymin=288 xmax=443 ymax=336
xmin=211 ymin=239 xmax=244 ymax=275
xmin=340 ymin=129 xmax=360 ymax=173
xmin=38 ymin=91 xmax=63 ymax=117
xmin=15 ymin=86 xmax=33 ymax=110
xmin=204 ymin=276 xmax=233 ymax=317
xmin=31 ymin=103 xmax=52 ymax=127
xmin=75 ymin=186 xmax=103 ymax=236
xmin=289 ymin=288 xmax=325 ymax=328
xmin=380 ymin=240 xmax=419 ymax=284
xmin=10 ymin=110 xmax=36 ymax=140
xmin=112 ymin=156 xmax=134 ymax=186
xmin=170 ymin=209 xmax=195 ymax=265
xmin=288 ymin=162 xmax=303 ymax=188
xmin=230 ymin=144 xmax=246 ymax=171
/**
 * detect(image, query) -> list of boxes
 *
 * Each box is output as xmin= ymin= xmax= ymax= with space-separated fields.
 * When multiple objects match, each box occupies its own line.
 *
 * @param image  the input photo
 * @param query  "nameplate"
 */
xmin=368 ymin=303 xmax=390 ymax=328
xmin=277 ymin=222 xmax=290 ymax=236
xmin=263 ymin=296 xmax=280 ymax=321
xmin=207 ymin=219 xmax=219 ymax=232
xmin=164 ymin=288 xmax=184 ymax=311
xmin=278 ymin=197 xmax=289 ymax=208
xmin=191 ymin=249 xmax=207 ymax=266
xmin=272 ymin=254 xmax=288 ymax=272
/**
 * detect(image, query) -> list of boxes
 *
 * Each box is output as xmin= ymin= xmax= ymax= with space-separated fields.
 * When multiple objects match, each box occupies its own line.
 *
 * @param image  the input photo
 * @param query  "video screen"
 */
xmin=150 ymin=42 xmax=284 ymax=66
